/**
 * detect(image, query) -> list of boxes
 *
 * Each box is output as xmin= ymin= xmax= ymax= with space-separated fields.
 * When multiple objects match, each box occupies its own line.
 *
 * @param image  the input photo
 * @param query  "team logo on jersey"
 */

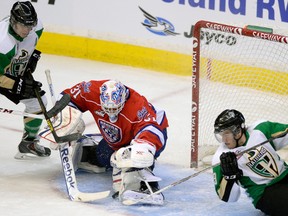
xmin=137 ymin=106 xmax=148 ymax=120
xmin=246 ymin=147 xmax=278 ymax=178
xmin=98 ymin=120 xmax=121 ymax=143
xmin=18 ymin=50 xmax=29 ymax=60
xmin=10 ymin=50 xmax=30 ymax=76
xmin=81 ymin=81 xmax=92 ymax=93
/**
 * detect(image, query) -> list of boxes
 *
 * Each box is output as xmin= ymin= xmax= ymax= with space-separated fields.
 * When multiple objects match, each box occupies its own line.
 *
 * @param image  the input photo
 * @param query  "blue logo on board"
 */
xmin=139 ymin=6 xmax=179 ymax=36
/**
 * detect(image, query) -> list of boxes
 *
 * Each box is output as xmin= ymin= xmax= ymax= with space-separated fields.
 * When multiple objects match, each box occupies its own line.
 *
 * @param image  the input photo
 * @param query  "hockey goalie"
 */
xmin=40 ymin=79 xmax=169 ymax=205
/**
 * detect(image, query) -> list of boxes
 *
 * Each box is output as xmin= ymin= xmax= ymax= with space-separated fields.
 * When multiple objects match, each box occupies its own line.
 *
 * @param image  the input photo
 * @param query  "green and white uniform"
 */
xmin=212 ymin=120 xmax=288 ymax=207
xmin=0 ymin=15 xmax=46 ymax=139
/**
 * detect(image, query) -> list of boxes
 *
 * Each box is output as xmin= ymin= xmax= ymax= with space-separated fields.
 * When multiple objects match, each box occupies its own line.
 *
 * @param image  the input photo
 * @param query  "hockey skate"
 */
xmin=14 ymin=137 xmax=51 ymax=159
xmin=121 ymin=179 xmax=164 ymax=205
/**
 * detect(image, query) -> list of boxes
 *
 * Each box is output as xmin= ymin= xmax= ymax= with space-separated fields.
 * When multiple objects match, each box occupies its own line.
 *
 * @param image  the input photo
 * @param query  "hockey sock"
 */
xmin=23 ymin=115 xmax=43 ymax=139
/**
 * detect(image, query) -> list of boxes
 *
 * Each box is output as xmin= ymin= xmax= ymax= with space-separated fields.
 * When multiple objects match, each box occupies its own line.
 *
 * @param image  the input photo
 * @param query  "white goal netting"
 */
xmin=192 ymin=21 xmax=288 ymax=167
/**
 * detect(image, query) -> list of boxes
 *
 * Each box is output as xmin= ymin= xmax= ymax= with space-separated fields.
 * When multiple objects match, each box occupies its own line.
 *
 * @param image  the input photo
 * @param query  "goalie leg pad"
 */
xmin=113 ymin=168 xmax=163 ymax=205
xmin=112 ymin=167 xmax=123 ymax=193
xmin=39 ymin=106 xmax=85 ymax=144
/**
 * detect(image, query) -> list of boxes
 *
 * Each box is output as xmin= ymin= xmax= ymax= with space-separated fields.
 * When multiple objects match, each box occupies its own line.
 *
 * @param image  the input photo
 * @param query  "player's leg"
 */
xmin=72 ymin=134 xmax=109 ymax=173
xmin=256 ymin=176 xmax=288 ymax=215
xmin=14 ymin=95 xmax=51 ymax=159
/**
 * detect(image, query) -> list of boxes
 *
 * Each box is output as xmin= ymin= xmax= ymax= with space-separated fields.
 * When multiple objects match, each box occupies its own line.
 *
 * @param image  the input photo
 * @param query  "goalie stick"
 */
xmin=28 ymin=72 xmax=81 ymax=143
xmin=60 ymin=142 xmax=110 ymax=202
xmin=123 ymin=129 xmax=288 ymax=205
xmin=45 ymin=69 xmax=110 ymax=202
xmin=45 ymin=69 xmax=56 ymax=105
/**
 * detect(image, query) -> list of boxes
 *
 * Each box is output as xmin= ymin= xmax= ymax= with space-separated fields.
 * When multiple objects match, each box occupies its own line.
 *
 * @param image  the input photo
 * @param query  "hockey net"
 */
xmin=191 ymin=20 xmax=288 ymax=168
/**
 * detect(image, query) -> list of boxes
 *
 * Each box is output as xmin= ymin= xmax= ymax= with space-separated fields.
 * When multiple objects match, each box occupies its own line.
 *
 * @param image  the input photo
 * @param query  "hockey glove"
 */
xmin=220 ymin=152 xmax=243 ymax=181
xmin=7 ymin=74 xmax=43 ymax=99
xmin=26 ymin=49 xmax=41 ymax=73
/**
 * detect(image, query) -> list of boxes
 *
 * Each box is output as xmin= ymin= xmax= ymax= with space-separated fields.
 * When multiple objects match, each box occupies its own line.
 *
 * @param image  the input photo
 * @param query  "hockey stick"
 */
xmin=45 ymin=69 xmax=56 ymax=105
xmin=0 ymin=107 xmax=45 ymax=119
xmin=123 ymin=129 xmax=288 ymax=205
xmin=28 ymin=72 xmax=81 ymax=143
xmin=60 ymin=142 xmax=110 ymax=202
xmin=45 ymin=69 xmax=110 ymax=202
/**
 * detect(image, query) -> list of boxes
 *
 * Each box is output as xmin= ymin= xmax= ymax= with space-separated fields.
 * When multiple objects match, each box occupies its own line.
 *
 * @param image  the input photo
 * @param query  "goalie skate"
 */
xmin=14 ymin=137 xmax=51 ymax=159
xmin=115 ymin=168 xmax=164 ymax=205
xmin=121 ymin=181 xmax=164 ymax=205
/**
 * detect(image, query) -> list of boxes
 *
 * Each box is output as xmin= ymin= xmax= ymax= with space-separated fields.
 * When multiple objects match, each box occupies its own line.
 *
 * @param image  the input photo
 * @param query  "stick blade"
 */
xmin=46 ymin=94 xmax=71 ymax=118
xmin=71 ymin=190 xmax=111 ymax=202
xmin=54 ymin=132 xmax=82 ymax=143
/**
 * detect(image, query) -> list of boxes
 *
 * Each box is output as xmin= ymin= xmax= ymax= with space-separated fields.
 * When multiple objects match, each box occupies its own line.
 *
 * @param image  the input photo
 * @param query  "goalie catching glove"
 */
xmin=111 ymin=139 xmax=156 ymax=168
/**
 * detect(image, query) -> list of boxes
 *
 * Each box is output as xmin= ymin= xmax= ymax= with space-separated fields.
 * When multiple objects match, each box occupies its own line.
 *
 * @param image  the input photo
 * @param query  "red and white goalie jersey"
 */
xmin=62 ymin=80 xmax=169 ymax=153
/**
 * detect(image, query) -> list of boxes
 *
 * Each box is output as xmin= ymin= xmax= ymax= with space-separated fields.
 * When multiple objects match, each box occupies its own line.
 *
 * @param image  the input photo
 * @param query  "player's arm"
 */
xmin=134 ymin=128 xmax=165 ymax=152
xmin=213 ymin=152 xmax=242 ymax=202
xmin=133 ymin=103 xmax=167 ymax=152
xmin=0 ymin=53 xmax=11 ymax=76
xmin=61 ymin=81 xmax=91 ymax=112
xmin=111 ymin=104 xmax=166 ymax=168
xmin=39 ymin=82 xmax=90 ymax=144
xmin=0 ymin=53 xmax=15 ymax=89
xmin=0 ymin=51 xmax=42 ymax=100
xmin=254 ymin=121 xmax=288 ymax=151
xmin=0 ymin=64 xmax=42 ymax=100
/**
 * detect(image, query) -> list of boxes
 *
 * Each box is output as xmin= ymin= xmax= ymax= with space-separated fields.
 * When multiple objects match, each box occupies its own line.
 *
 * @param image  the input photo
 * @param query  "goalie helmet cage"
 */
xmin=191 ymin=20 xmax=288 ymax=168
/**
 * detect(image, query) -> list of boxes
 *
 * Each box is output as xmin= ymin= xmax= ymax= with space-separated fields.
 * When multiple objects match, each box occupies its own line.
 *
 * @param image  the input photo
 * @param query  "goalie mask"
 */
xmin=214 ymin=109 xmax=245 ymax=143
xmin=10 ymin=1 xmax=37 ymax=27
xmin=100 ymin=80 xmax=128 ymax=123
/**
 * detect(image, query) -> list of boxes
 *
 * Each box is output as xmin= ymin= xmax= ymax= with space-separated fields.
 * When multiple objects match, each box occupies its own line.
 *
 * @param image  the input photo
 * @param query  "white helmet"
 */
xmin=100 ymin=80 xmax=128 ymax=123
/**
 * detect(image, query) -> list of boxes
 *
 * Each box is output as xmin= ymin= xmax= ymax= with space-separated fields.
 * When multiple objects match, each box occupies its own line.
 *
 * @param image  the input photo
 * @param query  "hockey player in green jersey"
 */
xmin=212 ymin=109 xmax=288 ymax=216
xmin=0 ymin=1 xmax=50 ymax=158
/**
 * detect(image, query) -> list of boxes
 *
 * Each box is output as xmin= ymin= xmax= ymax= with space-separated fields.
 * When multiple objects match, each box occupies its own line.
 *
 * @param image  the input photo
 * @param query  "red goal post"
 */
xmin=191 ymin=20 xmax=288 ymax=168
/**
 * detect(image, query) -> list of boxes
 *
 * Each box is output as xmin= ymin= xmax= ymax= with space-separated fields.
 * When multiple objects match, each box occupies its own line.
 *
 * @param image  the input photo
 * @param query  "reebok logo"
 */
xmin=60 ymin=147 xmax=76 ymax=189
